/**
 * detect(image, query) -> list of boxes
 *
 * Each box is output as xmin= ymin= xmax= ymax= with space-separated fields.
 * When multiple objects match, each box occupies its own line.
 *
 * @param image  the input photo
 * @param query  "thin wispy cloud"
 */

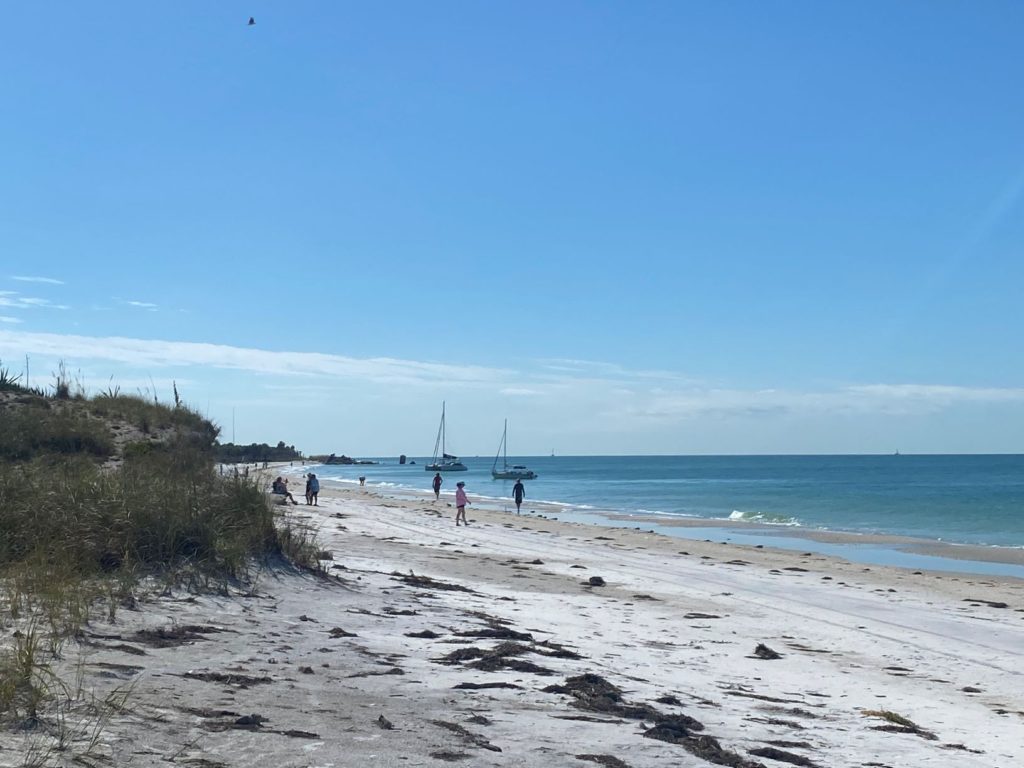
xmin=0 ymin=316 xmax=23 ymax=324
xmin=500 ymin=387 xmax=542 ymax=397
xmin=0 ymin=330 xmax=512 ymax=388
xmin=0 ymin=296 xmax=70 ymax=310
xmin=847 ymin=384 xmax=1024 ymax=407
xmin=632 ymin=383 xmax=1024 ymax=421
xmin=125 ymin=300 xmax=158 ymax=309
xmin=536 ymin=357 xmax=696 ymax=383
xmin=11 ymin=276 xmax=64 ymax=285
xmin=0 ymin=330 xmax=1019 ymax=426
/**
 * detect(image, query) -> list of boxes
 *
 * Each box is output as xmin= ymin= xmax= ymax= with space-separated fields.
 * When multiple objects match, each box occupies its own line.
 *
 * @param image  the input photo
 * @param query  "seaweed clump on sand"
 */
xmin=392 ymin=572 xmax=474 ymax=592
xmin=643 ymin=724 xmax=767 ymax=768
xmin=861 ymin=710 xmax=938 ymax=740
xmin=544 ymin=674 xmax=767 ymax=768
xmin=438 ymin=642 xmax=555 ymax=676
xmin=543 ymin=674 xmax=664 ymax=721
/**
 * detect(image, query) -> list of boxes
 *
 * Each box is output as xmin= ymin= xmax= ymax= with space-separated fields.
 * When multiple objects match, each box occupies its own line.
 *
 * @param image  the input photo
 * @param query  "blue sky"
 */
xmin=2 ymin=2 xmax=1023 ymax=455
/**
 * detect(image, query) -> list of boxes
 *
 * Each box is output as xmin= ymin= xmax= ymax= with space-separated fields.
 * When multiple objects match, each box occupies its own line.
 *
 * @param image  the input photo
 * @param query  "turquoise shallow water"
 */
xmin=310 ymin=454 xmax=1024 ymax=548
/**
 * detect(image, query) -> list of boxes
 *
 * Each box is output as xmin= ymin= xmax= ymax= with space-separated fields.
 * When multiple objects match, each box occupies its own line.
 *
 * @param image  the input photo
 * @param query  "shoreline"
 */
xmin=303 ymin=468 xmax=1024 ymax=580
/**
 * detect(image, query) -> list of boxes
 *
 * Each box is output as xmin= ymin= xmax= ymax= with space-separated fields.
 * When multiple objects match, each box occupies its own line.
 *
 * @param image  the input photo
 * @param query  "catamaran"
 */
xmin=425 ymin=402 xmax=467 ymax=472
xmin=491 ymin=419 xmax=537 ymax=480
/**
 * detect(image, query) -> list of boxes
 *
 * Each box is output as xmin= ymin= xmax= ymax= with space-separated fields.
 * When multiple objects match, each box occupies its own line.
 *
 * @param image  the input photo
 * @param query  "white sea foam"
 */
xmin=635 ymin=508 xmax=702 ymax=519
xmin=534 ymin=499 xmax=576 ymax=508
xmin=727 ymin=509 xmax=802 ymax=527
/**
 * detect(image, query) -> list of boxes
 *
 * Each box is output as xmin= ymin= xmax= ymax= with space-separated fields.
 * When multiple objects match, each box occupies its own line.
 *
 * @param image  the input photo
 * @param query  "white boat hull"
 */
xmin=492 ymin=469 xmax=537 ymax=480
xmin=426 ymin=461 xmax=467 ymax=472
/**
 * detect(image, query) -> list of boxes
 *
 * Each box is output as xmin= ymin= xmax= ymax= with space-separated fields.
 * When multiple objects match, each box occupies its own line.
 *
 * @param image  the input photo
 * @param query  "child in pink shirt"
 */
xmin=455 ymin=481 xmax=469 ymax=526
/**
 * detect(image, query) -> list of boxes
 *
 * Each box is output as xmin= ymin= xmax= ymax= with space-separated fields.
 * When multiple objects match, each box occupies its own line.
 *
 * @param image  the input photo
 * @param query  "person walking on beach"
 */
xmin=307 ymin=473 xmax=320 ymax=505
xmin=512 ymin=479 xmax=525 ymax=514
xmin=455 ymin=481 xmax=469 ymax=526
xmin=432 ymin=472 xmax=443 ymax=500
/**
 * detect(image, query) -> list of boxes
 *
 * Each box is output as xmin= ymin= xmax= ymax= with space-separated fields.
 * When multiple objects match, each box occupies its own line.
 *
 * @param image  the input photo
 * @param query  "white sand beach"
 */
xmin=5 ymin=478 xmax=1022 ymax=767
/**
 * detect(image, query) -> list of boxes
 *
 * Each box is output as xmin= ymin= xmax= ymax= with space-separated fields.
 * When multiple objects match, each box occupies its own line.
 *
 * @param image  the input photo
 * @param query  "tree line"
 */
xmin=215 ymin=441 xmax=302 ymax=463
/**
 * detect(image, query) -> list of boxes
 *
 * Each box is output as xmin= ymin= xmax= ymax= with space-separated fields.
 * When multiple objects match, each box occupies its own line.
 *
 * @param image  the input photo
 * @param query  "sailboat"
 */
xmin=425 ymin=402 xmax=467 ymax=472
xmin=491 ymin=419 xmax=537 ymax=480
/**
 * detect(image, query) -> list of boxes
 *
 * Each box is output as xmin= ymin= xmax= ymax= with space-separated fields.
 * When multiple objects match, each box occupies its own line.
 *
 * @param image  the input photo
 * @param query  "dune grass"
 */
xmin=0 ymin=386 xmax=321 ymax=745
xmin=0 ymin=451 xmax=299 ymax=578
xmin=0 ymin=403 xmax=115 ymax=462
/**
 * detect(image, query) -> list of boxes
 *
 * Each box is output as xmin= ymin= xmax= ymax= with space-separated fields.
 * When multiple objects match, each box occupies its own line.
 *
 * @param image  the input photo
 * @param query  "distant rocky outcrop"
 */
xmin=320 ymin=454 xmax=376 ymax=465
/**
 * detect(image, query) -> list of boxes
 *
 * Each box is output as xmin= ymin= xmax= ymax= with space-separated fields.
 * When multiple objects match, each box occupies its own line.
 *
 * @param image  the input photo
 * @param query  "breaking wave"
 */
xmin=727 ymin=509 xmax=802 ymax=527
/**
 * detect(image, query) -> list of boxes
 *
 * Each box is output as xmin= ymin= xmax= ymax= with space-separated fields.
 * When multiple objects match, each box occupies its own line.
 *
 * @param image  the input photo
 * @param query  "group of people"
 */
xmin=432 ymin=472 xmax=527 ymax=527
xmin=271 ymin=474 xmax=320 ymax=505
xmin=305 ymin=473 xmax=320 ymax=505
xmin=277 ymin=468 xmax=529 ymax=524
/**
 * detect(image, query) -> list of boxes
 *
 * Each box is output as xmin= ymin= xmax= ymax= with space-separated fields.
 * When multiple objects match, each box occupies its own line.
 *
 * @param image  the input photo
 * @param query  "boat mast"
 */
xmin=432 ymin=402 xmax=445 ymax=462
xmin=504 ymin=419 xmax=508 ymax=471
xmin=492 ymin=420 xmax=503 ymax=473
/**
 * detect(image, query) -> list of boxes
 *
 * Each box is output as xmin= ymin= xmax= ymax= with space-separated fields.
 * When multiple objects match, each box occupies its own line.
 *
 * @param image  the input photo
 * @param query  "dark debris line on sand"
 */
xmin=452 ymin=681 xmax=523 ymax=690
xmin=133 ymin=624 xmax=229 ymax=647
xmin=454 ymin=626 xmax=533 ymax=641
xmin=543 ymin=674 xmax=767 ymax=768
xmin=748 ymin=747 xmax=821 ymax=767
xmin=861 ymin=710 xmax=938 ymax=741
xmin=430 ymin=751 xmax=471 ymax=762
xmin=392 ymin=571 xmax=475 ymax=592
xmin=437 ymin=632 xmax=581 ymax=676
xmin=179 ymin=671 xmax=274 ymax=688
xmin=431 ymin=720 xmax=502 ymax=752
xmin=576 ymin=755 xmax=633 ymax=768
xmin=405 ymin=629 xmax=441 ymax=639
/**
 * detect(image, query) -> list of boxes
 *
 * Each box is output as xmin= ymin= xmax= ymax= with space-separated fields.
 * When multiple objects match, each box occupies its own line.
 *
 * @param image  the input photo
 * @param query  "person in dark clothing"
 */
xmin=512 ymin=479 xmax=525 ymax=514
xmin=272 ymin=476 xmax=298 ymax=505
xmin=432 ymin=472 xmax=443 ymax=500
xmin=306 ymin=473 xmax=320 ymax=505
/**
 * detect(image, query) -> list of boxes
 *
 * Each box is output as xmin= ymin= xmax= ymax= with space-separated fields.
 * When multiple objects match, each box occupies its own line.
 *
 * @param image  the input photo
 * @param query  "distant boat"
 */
xmin=491 ymin=419 xmax=537 ymax=480
xmin=425 ymin=401 xmax=467 ymax=472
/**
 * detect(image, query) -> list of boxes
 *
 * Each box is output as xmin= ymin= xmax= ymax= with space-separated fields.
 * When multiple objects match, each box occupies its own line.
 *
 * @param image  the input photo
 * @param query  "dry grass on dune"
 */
xmin=0 ymin=374 xmax=322 ymax=753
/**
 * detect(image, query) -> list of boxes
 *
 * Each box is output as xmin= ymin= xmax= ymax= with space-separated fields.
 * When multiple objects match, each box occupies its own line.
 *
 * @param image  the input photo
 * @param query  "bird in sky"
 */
xmin=248 ymin=17 xmax=255 ymax=26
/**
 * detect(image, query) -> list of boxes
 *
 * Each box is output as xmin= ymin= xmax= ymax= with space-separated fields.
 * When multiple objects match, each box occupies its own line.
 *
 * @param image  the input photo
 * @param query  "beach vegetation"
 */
xmin=0 ymin=380 xmax=322 ymax=754
xmin=0 ymin=361 xmax=24 ymax=392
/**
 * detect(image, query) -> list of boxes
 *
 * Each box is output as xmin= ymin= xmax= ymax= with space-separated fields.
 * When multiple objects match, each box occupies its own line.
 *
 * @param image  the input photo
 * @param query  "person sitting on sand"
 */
xmin=512 ymin=479 xmax=525 ymax=514
xmin=306 ymin=473 xmax=320 ymax=506
xmin=432 ymin=472 xmax=443 ymax=500
xmin=272 ymin=476 xmax=298 ymax=505
xmin=455 ymin=481 xmax=469 ymax=526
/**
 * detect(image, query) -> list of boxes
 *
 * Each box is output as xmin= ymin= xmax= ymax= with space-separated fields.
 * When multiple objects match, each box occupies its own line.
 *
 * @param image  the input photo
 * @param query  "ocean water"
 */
xmin=308 ymin=454 xmax=1024 ymax=549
